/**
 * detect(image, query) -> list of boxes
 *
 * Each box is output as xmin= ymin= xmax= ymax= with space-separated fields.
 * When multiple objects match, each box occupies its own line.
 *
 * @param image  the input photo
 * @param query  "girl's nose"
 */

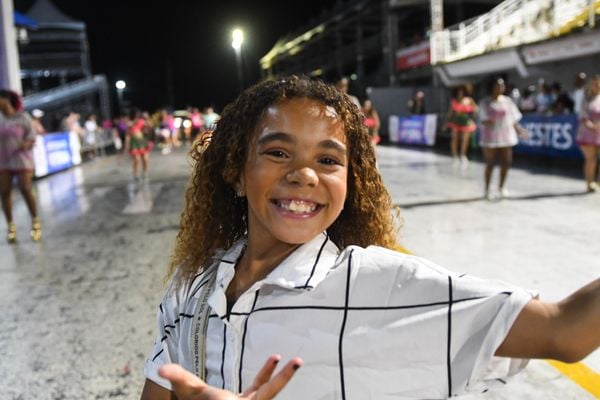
xmin=286 ymin=167 xmax=318 ymax=187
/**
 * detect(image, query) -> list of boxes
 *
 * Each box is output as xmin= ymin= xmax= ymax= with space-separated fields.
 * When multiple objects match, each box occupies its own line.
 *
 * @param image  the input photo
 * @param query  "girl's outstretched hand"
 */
xmin=158 ymin=355 xmax=302 ymax=400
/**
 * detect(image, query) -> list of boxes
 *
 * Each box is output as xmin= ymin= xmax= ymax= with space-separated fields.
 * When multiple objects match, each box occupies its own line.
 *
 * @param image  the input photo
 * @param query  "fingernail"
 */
xmin=293 ymin=363 xmax=301 ymax=371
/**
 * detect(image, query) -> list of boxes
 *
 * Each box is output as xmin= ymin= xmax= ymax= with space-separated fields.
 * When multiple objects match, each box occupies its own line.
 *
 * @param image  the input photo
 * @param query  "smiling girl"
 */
xmin=141 ymin=76 xmax=599 ymax=400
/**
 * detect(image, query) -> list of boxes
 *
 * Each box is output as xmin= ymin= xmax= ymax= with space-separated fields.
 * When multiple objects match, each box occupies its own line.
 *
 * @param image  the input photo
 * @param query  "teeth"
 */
xmin=278 ymin=200 xmax=318 ymax=213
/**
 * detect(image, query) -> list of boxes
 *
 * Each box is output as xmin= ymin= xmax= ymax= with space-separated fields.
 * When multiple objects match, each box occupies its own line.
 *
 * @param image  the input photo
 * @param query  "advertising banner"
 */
xmin=389 ymin=114 xmax=437 ymax=146
xmin=395 ymin=42 xmax=430 ymax=71
xmin=34 ymin=132 xmax=83 ymax=177
xmin=516 ymin=114 xmax=581 ymax=159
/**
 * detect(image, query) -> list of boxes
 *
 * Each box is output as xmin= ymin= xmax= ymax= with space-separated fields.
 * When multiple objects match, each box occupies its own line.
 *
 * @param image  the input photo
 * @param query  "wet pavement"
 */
xmin=0 ymin=145 xmax=598 ymax=399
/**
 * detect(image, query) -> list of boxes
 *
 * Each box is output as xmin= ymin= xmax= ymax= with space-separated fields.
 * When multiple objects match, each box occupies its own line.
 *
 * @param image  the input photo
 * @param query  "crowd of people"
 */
xmin=438 ymin=72 xmax=600 ymax=196
xmin=516 ymin=73 xmax=588 ymax=115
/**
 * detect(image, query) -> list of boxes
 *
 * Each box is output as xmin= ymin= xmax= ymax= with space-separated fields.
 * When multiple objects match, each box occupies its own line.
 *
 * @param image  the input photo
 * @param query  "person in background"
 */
xmin=116 ymin=115 xmax=130 ymax=154
xmin=61 ymin=112 xmax=84 ymax=137
xmin=572 ymin=72 xmax=587 ymax=115
xmin=0 ymin=89 xmax=41 ymax=242
xmin=362 ymin=99 xmax=381 ymax=147
xmin=408 ymin=90 xmax=426 ymax=115
xmin=190 ymin=107 xmax=204 ymax=140
xmin=84 ymin=114 xmax=98 ymax=160
xmin=518 ymin=85 xmax=537 ymax=113
xmin=334 ymin=77 xmax=361 ymax=109
xmin=125 ymin=114 xmax=154 ymax=180
xmin=478 ymin=78 xmax=526 ymax=199
xmin=445 ymin=84 xmax=478 ymax=165
xmin=576 ymin=75 xmax=600 ymax=192
xmin=157 ymin=109 xmax=173 ymax=154
xmin=31 ymin=109 xmax=46 ymax=135
xmin=202 ymin=106 xmax=220 ymax=131
xmin=535 ymin=82 xmax=554 ymax=114
xmin=550 ymin=82 xmax=574 ymax=115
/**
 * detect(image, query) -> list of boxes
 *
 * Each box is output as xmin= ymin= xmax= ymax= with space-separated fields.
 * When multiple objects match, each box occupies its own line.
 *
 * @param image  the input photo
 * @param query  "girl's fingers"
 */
xmin=241 ymin=355 xmax=281 ymax=396
xmin=159 ymin=363 xmax=208 ymax=397
xmin=255 ymin=358 xmax=303 ymax=400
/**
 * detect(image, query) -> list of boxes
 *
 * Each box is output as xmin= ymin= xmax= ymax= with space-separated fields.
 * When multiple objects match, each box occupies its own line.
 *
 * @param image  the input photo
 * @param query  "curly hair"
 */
xmin=169 ymin=76 xmax=400 ymax=285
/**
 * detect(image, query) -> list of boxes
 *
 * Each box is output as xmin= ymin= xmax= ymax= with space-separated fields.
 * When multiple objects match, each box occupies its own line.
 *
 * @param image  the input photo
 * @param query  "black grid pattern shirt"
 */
xmin=145 ymin=233 xmax=532 ymax=399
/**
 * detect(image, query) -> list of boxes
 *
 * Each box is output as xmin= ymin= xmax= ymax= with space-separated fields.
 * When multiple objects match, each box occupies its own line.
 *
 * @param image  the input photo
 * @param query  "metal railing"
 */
xmin=431 ymin=0 xmax=599 ymax=64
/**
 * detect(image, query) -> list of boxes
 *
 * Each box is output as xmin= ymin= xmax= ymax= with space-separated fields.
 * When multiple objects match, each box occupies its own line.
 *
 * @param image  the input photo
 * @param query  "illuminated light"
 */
xmin=182 ymin=120 xmax=192 ymax=128
xmin=232 ymin=28 xmax=244 ymax=50
xmin=310 ymin=69 xmax=323 ymax=76
xmin=350 ymin=74 xmax=357 ymax=80
xmin=174 ymin=118 xmax=182 ymax=128
xmin=115 ymin=80 xmax=126 ymax=90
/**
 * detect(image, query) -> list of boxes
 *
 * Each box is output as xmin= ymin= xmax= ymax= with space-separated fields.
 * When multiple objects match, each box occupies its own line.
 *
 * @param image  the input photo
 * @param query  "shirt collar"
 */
xmin=213 ymin=232 xmax=340 ymax=294
xmin=261 ymin=232 xmax=340 ymax=290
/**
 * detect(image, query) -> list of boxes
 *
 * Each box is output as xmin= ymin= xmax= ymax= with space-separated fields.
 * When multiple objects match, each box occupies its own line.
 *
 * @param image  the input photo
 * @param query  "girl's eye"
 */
xmin=262 ymin=149 xmax=288 ymax=158
xmin=319 ymin=156 xmax=342 ymax=166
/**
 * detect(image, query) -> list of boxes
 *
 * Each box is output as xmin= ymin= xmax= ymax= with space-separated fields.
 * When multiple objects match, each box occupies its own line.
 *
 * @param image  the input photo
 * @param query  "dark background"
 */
xmin=14 ymin=0 xmax=337 ymax=111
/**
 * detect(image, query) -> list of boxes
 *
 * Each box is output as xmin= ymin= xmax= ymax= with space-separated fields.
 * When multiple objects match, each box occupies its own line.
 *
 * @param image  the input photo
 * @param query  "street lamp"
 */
xmin=231 ymin=28 xmax=244 ymax=93
xmin=115 ymin=80 xmax=126 ymax=115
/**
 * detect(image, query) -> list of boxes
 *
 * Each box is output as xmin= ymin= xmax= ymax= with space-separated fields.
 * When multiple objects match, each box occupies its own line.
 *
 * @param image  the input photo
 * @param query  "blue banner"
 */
xmin=389 ymin=114 xmax=437 ymax=146
xmin=44 ymin=132 xmax=74 ymax=173
xmin=515 ymin=114 xmax=582 ymax=159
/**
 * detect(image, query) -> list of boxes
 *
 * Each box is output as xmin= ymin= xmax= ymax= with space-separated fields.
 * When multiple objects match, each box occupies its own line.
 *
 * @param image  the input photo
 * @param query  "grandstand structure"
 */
xmin=260 ymin=0 xmax=599 ymax=138
xmin=431 ymin=0 xmax=600 ymax=93
xmin=259 ymin=0 xmax=500 ymax=90
xmin=15 ymin=0 xmax=110 ymax=129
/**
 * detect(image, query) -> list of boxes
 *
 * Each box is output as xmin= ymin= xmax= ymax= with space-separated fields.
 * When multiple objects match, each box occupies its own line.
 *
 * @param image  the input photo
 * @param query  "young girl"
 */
xmin=141 ymin=76 xmax=599 ymax=400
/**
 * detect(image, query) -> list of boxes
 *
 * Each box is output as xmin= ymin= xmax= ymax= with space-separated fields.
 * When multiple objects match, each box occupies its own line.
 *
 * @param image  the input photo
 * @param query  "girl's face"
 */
xmin=240 ymin=98 xmax=348 ymax=250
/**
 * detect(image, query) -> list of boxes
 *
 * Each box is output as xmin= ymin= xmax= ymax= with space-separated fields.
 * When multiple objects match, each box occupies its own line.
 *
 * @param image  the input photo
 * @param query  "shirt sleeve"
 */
xmin=144 ymin=282 xmax=184 ymax=391
xmin=414 ymin=257 xmax=534 ymax=395
xmin=353 ymin=247 xmax=534 ymax=397
xmin=447 ymin=270 xmax=533 ymax=395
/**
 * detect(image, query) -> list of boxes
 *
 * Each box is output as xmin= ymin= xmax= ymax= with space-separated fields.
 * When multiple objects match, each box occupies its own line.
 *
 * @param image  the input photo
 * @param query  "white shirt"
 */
xmin=145 ymin=233 xmax=532 ymax=399
xmin=478 ymin=95 xmax=522 ymax=148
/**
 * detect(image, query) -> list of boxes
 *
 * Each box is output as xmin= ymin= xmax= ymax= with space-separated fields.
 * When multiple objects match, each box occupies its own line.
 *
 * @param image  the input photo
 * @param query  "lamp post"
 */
xmin=231 ymin=28 xmax=244 ymax=93
xmin=115 ymin=80 xmax=126 ymax=115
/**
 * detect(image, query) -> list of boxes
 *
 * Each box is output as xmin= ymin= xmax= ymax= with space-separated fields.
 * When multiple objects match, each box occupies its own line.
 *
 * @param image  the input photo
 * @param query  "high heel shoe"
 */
xmin=30 ymin=218 xmax=42 ymax=242
xmin=7 ymin=222 xmax=16 ymax=243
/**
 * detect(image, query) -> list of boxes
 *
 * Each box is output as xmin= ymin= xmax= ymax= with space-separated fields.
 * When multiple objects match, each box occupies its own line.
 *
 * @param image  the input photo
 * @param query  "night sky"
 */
xmin=15 ymin=0 xmax=338 ymax=112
